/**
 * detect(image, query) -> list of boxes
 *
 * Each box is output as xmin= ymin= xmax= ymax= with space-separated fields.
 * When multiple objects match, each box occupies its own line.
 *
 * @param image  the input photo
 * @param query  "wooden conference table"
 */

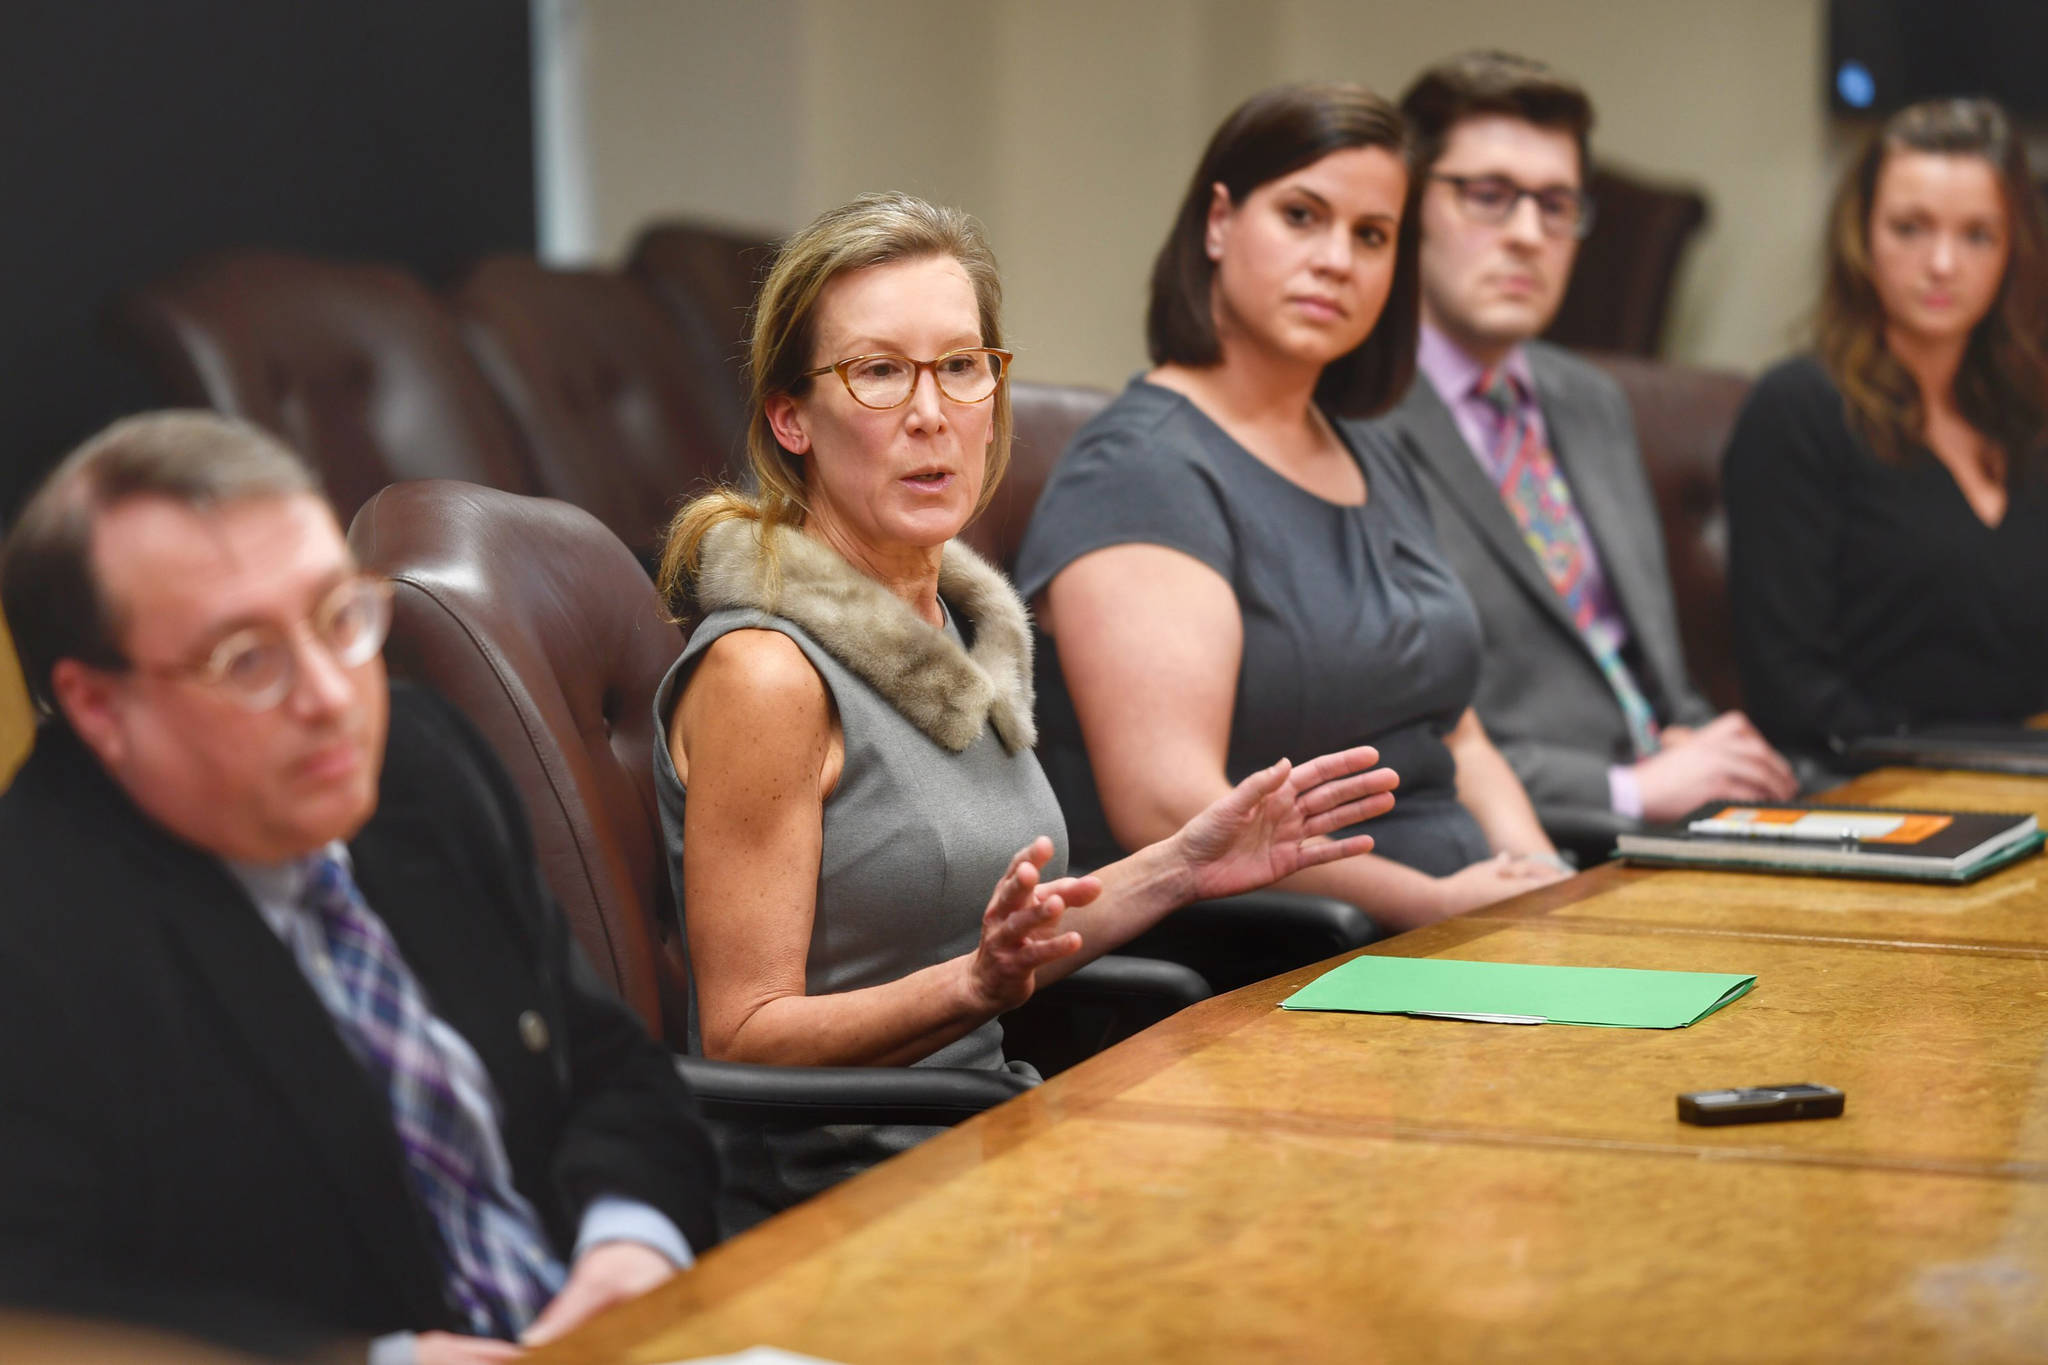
xmin=540 ymin=767 xmax=2048 ymax=1364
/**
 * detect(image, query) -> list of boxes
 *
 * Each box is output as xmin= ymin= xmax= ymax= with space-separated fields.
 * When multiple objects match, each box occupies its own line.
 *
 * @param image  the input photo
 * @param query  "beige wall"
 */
xmin=546 ymin=0 xmax=1833 ymax=381
xmin=1276 ymin=0 xmax=1833 ymax=372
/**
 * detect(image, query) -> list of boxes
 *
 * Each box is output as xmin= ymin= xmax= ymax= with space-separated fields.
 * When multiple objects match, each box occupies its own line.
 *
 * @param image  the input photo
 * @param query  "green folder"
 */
xmin=1280 ymin=955 xmax=1755 ymax=1029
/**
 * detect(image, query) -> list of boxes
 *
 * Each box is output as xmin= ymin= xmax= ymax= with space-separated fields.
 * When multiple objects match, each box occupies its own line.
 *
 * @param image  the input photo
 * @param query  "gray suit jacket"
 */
xmin=1370 ymin=341 xmax=1713 ymax=841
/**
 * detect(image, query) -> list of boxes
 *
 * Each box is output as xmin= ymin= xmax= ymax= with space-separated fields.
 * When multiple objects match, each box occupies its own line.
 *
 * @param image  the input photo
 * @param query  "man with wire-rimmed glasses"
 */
xmin=0 ymin=412 xmax=718 ymax=1364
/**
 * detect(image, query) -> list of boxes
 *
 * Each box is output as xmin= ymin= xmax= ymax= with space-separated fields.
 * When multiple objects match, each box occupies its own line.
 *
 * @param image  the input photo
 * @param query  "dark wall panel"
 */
xmin=0 ymin=0 xmax=534 ymax=518
xmin=1828 ymin=0 xmax=2048 ymax=115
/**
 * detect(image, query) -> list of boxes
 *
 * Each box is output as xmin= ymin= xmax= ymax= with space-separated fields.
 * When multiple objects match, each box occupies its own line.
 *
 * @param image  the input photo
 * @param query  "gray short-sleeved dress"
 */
xmin=1013 ymin=377 xmax=1491 ymax=876
xmin=653 ymin=524 xmax=1064 ymax=1233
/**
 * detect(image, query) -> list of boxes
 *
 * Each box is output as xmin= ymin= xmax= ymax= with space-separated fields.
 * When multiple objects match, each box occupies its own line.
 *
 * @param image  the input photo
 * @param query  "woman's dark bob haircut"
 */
xmin=1146 ymin=82 xmax=1419 ymax=417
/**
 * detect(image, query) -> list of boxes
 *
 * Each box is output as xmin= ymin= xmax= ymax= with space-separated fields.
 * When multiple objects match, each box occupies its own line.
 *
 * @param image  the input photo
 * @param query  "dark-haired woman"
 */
xmin=1015 ymin=84 xmax=1568 ymax=931
xmin=1724 ymin=97 xmax=2048 ymax=761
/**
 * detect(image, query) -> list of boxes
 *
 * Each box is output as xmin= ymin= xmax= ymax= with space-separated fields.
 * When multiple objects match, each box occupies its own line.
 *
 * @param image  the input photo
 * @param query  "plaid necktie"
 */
xmin=1478 ymin=368 xmax=1661 ymax=758
xmin=298 ymin=854 xmax=563 ymax=1337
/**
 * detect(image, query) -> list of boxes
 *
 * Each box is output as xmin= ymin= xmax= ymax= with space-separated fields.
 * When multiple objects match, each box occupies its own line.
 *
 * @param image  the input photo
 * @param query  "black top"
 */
xmin=1723 ymin=355 xmax=2048 ymax=758
xmin=1013 ymin=378 xmax=1490 ymax=876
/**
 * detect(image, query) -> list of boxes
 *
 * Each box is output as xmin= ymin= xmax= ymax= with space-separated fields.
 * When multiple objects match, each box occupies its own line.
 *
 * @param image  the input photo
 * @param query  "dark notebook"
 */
xmin=1616 ymin=802 xmax=2043 ymax=883
xmin=1841 ymin=724 xmax=2048 ymax=777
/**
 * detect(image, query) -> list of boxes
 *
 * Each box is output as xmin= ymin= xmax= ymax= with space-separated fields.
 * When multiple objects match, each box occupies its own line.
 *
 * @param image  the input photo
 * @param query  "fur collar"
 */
xmin=694 ymin=519 xmax=1037 ymax=754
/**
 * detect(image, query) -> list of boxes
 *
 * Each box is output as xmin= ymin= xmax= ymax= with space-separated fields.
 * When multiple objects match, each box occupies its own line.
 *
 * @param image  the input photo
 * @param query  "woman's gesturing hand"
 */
xmin=1171 ymin=746 xmax=1399 ymax=903
xmin=963 ymin=837 xmax=1101 ymax=1014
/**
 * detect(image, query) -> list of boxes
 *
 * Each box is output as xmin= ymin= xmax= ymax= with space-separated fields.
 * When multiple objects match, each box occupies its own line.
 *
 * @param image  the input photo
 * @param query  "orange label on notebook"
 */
xmin=1702 ymin=807 xmax=1954 ymax=844
xmin=1867 ymin=814 xmax=1953 ymax=844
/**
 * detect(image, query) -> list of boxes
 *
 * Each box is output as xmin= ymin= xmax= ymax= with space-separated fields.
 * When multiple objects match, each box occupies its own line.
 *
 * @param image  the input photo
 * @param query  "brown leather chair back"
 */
xmin=0 ymin=612 xmax=32 ymax=793
xmin=1584 ymin=352 xmax=1753 ymax=713
xmin=113 ymin=251 xmax=538 ymax=518
xmin=626 ymin=221 xmax=777 ymax=468
xmin=962 ymin=380 xmax=1113 ymax=574
xmin=347 ymin=480 xmax=689 ymax=1038
xmin=451 ymin=256 xmax=740 ymax=563
xmin=1545 ymin=168 xmax=1709 ymax=357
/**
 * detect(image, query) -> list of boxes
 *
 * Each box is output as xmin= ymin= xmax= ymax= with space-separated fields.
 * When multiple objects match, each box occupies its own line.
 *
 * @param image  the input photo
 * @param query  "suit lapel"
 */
xmin=78 ymin=755 xmax=453 ymax=1326
xmin=1390 ymin=376 xmax=1584 ymax=643
xmin=350 ymin=809 xmax=556 ymax=1135
xmin=348 ymin=761 xmax=569 ymax=1241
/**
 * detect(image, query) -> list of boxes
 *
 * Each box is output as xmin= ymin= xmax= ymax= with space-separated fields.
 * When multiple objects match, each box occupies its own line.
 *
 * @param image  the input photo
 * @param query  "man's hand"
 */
xmin=519 ymin=1241 xmax=680 ymax=1348
xmin=1634 ymin=711 xmax=1799 ymax=823
xmin=414 ymin=1333 xmax=525 ymax=1364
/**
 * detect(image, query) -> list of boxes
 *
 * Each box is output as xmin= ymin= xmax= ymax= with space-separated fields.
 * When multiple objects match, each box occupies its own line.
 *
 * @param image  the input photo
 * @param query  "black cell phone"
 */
xmin=1676 ymin=1083 xmax=1845 ymax=1126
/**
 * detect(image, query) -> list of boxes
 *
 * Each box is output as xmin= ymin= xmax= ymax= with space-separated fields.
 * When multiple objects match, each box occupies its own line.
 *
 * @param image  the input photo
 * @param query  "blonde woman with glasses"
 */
xmin=650 ymin=192 xmax=1398 ymax=1228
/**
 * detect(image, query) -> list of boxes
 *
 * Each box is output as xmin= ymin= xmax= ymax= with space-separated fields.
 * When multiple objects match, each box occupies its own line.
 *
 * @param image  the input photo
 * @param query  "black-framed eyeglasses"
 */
xmin=1432 ymin=174 xmax=1596 ymax=240
xmin=125 ymin=575 xmax=394 ymax=712
xmin=801 ymin=347 xmax=1013 ymax=410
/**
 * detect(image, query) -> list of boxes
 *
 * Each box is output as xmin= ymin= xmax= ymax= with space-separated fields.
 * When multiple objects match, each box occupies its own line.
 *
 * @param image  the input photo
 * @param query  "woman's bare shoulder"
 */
xmin=673 ymin=627 xmax=833 ymax=744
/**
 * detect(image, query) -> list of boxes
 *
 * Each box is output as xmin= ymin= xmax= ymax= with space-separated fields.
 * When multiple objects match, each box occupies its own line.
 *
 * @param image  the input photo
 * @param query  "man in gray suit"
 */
xmin=1373 ymin=52 xmax=1795 ymax=851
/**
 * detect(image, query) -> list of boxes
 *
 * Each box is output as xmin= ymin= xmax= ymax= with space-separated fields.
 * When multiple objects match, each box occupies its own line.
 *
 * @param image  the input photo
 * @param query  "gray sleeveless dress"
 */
xmin=653 ymin=601 xmax=1068 ymax=1232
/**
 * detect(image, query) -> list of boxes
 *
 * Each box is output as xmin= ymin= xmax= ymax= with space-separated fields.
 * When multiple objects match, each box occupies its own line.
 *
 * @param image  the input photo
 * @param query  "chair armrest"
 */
xmin=1539 ymin=806 xmax=1622 ymax=866
xmin=1171 ymin=889 xmax=1377 ymax=950
xmin=674 ymin=1055 xmax=1033 ymax=1128
xmin=1118 ymin=889 xmax=1380 ymax=994
xmin=1045 ymin=953 xmax=1210 ymax=1012
xmin=999 ymin=953 xmax=1210 ymax=1078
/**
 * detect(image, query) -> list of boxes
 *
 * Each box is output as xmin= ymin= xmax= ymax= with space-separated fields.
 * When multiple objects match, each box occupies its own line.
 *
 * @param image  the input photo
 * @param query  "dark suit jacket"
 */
xmin=1372 ymin=342 xmax=1713 ymax=841
xmin=0 ymin=683 xmax=718 ymax=1352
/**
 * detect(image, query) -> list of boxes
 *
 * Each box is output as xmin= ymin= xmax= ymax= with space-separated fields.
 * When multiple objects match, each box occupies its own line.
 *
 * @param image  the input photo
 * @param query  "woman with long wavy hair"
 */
xmin=1723 ymin=96 xmax=2048 ymax=762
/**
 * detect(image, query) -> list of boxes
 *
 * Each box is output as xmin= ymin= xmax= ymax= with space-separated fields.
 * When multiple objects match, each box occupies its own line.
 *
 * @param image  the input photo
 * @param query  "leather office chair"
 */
xmin=0 ymin=612 xmax=33 ymax=793
xmin=626 ymin=221 xmax=776 ymax=471
xmin=451 ymin=257 xmax=741 ymax=564
xmin=112 ymin=251 xmax=538 ymax=519
xmin=961 ymin=380 xmax=1114 ymax=575
xmin=348 ymin=480 xmax=1201 ymax=1127
xmin=1584 ymin=352 xmax=1753 ymax=715
xmin=1544 ymin=167 xmax=1709 ymax=358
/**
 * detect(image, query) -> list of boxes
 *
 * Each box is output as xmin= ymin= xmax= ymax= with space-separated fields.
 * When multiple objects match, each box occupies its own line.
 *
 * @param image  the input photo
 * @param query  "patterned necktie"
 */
xmin=1478 ymin=368 xmax=1661 ymax=758
xmin=298 ymin=854 xmax=563 ymax=1337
